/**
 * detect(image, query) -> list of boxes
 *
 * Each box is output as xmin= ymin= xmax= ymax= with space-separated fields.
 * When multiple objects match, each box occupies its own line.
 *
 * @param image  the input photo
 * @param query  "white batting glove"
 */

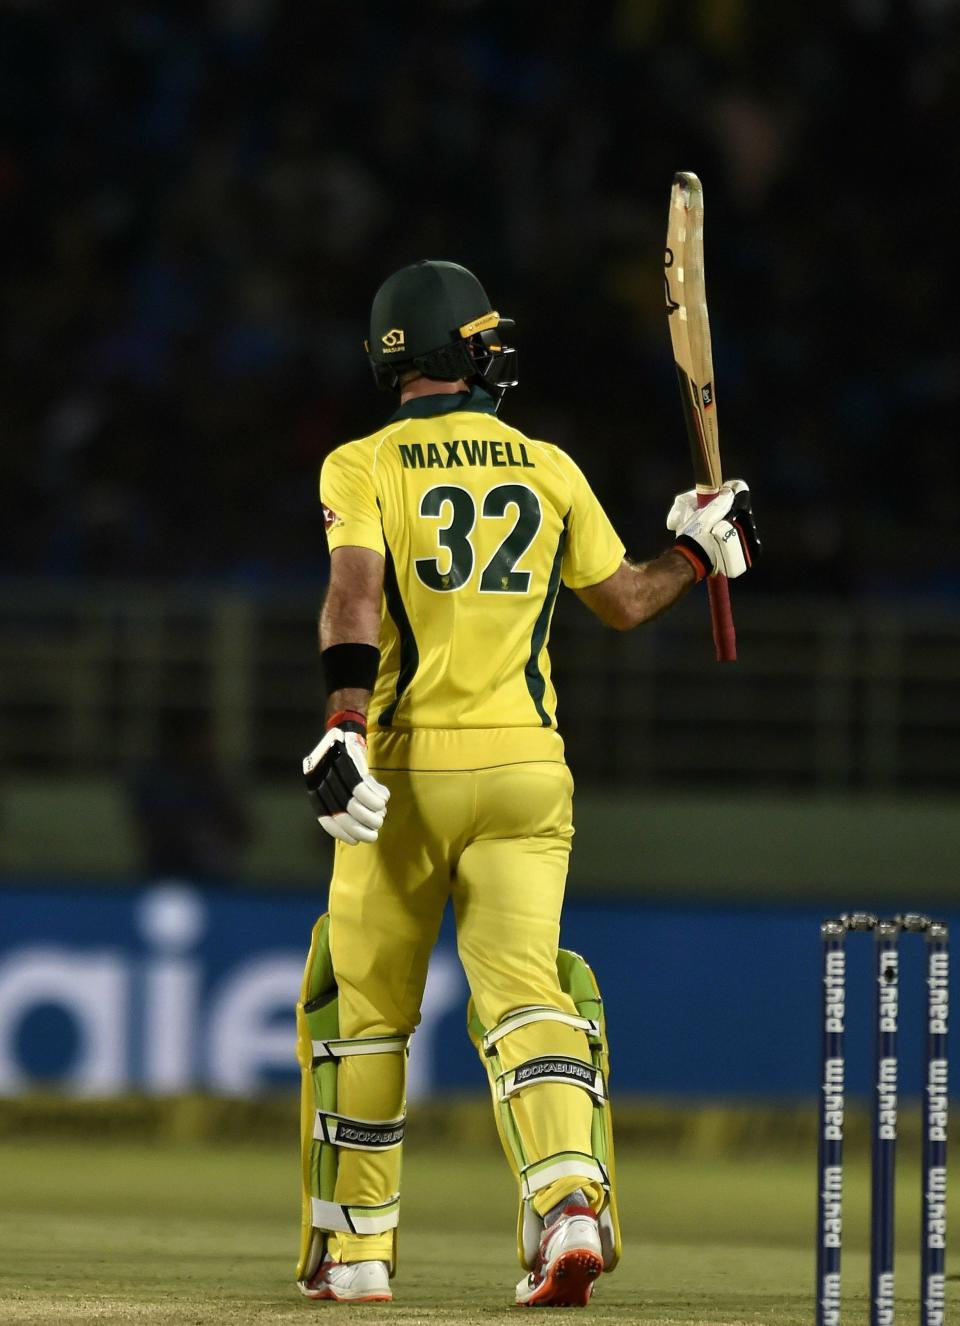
xmin=303 ymin=722 xmax=390 ymax=846
xmin=666 ymin=489 xmax=700 ymax=533
xmin=670 ymin=479 xmax=760 ymax=580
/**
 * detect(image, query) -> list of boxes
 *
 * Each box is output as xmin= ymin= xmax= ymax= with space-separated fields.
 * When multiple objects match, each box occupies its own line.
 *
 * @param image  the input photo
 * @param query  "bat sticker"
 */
xmin=664 ymin=248 xmax=680 ymax=315
xmin=701 ymin=383 xmax=714 ymax=408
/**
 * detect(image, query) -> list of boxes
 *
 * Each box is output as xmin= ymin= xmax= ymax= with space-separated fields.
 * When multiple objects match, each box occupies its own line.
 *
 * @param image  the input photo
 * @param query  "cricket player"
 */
xmin=295 ymin=260 xmax=759 ymax=1306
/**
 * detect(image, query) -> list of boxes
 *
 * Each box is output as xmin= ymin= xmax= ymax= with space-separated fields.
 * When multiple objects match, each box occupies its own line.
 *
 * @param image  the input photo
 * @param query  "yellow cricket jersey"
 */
xmin=320 ymin=387 xmax=625 ymax=769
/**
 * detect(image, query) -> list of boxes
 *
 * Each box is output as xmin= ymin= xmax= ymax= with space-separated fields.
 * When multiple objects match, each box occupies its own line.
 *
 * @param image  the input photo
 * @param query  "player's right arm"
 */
xmin=575 ymin=550 xmax=696 ymax=630
xmin=576 ymin=482 xmax=759 ymax=629
xmin=556 ymin=446 xmax=758 ymax=631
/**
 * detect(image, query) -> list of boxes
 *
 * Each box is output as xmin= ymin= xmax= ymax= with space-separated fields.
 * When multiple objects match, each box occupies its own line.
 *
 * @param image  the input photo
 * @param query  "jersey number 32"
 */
xmin=415 ymin=484 xmax=542 ymax=595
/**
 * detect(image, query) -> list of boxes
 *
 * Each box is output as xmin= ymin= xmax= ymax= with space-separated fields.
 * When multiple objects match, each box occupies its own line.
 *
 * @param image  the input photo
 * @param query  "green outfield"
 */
xmin=1 ymin=1133 xmax=955 ymax=1325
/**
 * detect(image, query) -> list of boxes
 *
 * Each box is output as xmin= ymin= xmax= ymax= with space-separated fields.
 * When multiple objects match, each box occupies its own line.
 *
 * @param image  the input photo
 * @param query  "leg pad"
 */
xmin=467 ymin=948 xmax=621 ymax=1272
xmin=497 ymin=1056 xmax=606 ymax=1104
xmin=310 ymin=1197 xmax=401 ymax=1236
xmin=296 ymin=913 xmax=409 ymax=1283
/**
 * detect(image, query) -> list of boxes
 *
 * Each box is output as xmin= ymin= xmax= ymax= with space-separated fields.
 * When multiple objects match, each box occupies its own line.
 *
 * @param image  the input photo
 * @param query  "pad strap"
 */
xmin=497 ymin=1055 xmax=606 ymax=1104
xmin=482 ymin=1005 xmax=601 ymax=1055
xmin=314 ymin=1110 xmax=405 ymax=1151
xmin=310 ymin=1196 xmax=400 ymax=1235
xmin=520 ymin=1151 xmax=610 ymax=1200
xmin=312 ymin=1032 xmax=409 ymax=1062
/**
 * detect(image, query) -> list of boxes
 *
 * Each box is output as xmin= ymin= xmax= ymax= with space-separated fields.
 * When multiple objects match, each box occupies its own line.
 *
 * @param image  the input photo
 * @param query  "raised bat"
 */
xmin=664 ymin=171 xmax=737 ymax=662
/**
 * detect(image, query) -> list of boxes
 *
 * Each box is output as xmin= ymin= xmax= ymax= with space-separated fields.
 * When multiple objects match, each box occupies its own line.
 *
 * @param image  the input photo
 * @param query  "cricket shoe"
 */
xmin=297 ymin=1255 xmax=392 ymax=1303
xmin=515 ymin=1204 xmax=603 ymax=1307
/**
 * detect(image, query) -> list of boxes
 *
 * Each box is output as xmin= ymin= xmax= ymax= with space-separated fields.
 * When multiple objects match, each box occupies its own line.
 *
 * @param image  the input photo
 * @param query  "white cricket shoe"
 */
xmin=297 ymin=1255 xmax=392 ymax=1303
xmin=515 ymin=1203 xmax=603 ymax=1307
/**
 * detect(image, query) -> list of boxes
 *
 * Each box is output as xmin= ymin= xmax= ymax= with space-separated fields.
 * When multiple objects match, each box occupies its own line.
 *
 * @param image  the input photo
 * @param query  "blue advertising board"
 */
xmin=0 ymin=883 xmax=954 ymax=1100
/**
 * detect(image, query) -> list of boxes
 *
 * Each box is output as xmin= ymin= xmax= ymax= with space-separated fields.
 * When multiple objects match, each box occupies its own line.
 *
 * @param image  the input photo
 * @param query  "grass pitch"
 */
xmin=0 ymin=1135 xmax=955 ymax=1325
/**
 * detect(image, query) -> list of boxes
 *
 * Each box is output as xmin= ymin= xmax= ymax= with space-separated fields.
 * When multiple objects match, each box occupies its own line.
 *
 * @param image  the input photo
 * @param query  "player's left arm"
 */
xmin=304 ymin=436 xmax=390 ymax=846
xmin=319 ymin=545 xmax=384 ymax=721
xmin=303 ymin=545 xmax=388 ymax=846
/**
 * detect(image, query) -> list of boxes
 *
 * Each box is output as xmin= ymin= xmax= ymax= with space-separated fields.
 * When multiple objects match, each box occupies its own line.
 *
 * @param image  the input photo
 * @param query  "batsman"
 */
xmin=295 ymin=260 xmax=760 ymax=1306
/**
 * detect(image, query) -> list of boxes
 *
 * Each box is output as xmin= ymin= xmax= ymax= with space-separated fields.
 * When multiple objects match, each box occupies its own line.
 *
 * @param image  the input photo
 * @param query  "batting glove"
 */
xmin=668 ymin=479 xmax=760 ymax=580
xmin=303 ymin=711 xmax=390 ymax=846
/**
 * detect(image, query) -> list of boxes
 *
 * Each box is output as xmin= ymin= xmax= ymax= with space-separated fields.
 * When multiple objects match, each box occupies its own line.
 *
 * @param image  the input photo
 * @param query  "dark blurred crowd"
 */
xmin=2 ymin=0 xmax=958 ymax=595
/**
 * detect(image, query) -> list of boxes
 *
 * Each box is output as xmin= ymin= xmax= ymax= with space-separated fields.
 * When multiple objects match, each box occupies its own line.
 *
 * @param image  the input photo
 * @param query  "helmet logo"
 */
xmin=381 ymin=328 xmax=406 ymax=353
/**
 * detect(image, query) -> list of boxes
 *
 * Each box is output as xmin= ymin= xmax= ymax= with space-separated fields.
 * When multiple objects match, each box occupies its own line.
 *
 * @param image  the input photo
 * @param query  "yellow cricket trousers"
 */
xmin=322 ymin=753 xmax=602 ymax=1262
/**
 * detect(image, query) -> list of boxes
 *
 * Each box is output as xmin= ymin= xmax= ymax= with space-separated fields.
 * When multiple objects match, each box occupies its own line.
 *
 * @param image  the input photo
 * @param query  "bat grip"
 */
xmin=697 ymin=490 xmax=738 ymax=662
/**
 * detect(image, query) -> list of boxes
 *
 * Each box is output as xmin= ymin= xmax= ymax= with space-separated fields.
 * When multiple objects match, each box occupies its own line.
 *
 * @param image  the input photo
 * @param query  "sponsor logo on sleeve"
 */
xmin=322 ymin=505 xmax=344 ymax=533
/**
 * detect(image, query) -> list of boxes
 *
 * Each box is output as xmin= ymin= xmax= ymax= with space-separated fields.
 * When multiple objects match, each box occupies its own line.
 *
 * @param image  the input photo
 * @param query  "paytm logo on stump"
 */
xmin=0 ymin=884 xmax=465 ymax=1098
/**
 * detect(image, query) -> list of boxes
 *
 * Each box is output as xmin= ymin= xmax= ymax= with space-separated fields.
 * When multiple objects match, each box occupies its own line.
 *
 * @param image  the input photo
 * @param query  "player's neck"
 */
xmin=399 ymin=377 xmax=469 ymax=405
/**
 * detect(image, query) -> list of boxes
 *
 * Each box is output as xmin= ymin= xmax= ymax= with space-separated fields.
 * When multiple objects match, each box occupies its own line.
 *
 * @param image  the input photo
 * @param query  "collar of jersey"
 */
xmin=388 ymin=386 xmax=498 ymax=422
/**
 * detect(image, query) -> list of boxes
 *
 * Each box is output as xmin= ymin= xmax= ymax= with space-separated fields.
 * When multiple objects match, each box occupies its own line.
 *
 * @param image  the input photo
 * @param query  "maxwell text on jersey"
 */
xmin=398 ymin=440 xmax=536 ymax=470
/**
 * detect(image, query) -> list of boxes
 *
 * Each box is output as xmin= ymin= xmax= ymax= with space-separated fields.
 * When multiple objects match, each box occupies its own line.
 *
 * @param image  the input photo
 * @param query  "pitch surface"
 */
xmin=0 ymin=1139 xmax=953 ymax=1324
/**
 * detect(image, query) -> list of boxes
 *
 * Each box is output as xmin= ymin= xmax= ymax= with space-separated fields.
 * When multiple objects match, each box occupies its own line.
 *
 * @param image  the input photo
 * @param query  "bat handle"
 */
xmin=697 ymin=490 xmax=738 ymax=662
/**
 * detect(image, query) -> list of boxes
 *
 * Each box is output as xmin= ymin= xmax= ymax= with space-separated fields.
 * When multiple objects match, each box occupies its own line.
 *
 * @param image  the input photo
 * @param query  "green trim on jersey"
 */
xmin=378 ymin=539 xmax=420 ymax=728
xmin=525 ymin=522 xmax=567 ymax=727
xmin=388 ymin=386 xmax=498 ymax=423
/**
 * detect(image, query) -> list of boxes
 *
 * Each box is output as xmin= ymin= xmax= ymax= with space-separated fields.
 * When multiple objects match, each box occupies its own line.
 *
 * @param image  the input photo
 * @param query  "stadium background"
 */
xmin=1 ymin=5 xmax=958 ymax=1310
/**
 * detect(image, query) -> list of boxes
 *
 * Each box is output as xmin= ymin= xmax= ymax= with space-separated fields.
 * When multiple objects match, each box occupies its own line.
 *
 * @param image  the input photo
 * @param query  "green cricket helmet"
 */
xmin=366 ymin=259 xmax=517 ymax=407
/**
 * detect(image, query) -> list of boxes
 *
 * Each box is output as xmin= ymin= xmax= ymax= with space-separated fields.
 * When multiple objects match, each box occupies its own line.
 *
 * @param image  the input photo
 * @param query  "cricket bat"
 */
xmin=664 ymin=171 xmax=737 ymax=662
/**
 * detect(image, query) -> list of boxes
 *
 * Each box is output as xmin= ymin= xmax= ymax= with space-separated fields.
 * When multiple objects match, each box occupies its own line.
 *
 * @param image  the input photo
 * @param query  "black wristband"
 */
xmin=321 ymin=642 xmax=380 ymax=694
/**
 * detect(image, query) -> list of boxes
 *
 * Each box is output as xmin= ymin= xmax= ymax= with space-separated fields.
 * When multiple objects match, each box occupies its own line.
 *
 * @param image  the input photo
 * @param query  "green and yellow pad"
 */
xmin=467 ymin=948 xmax=621 ymax=1271
xmin=295 ymin=913 xmax=408 ymax=1283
